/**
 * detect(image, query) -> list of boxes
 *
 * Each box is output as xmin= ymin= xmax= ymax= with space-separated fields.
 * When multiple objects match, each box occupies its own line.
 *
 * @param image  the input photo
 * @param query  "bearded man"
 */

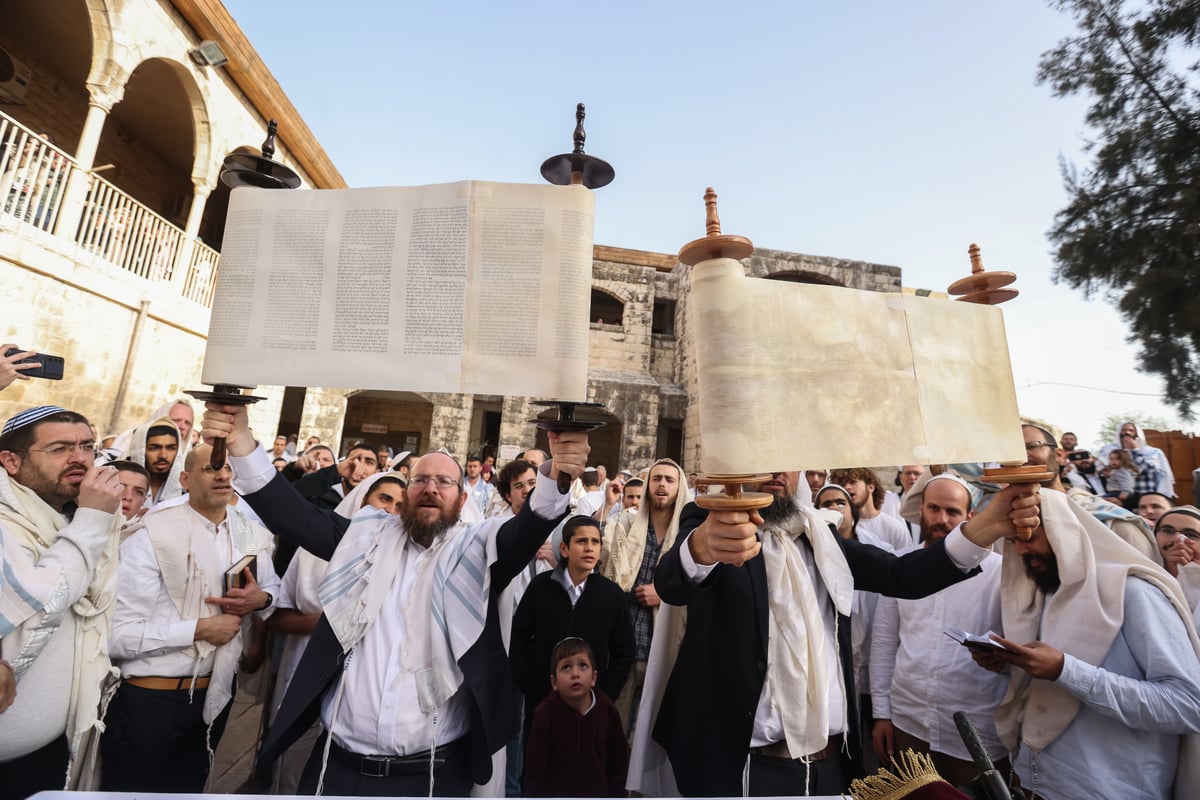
xmin=601 ymin=458 xmax=689 ymax=732
xmin=870 ymin=474 xmax=1008 ymax=787
xmin=971 ymin=490 xmax=1200 ymax=799
xmin=200 ymin=402 xmax=588 ymax=796
xmin=647 ymin=469 xmax=1039 ymax=796
xmin=0 ymin=406 xmax=123 ymax=794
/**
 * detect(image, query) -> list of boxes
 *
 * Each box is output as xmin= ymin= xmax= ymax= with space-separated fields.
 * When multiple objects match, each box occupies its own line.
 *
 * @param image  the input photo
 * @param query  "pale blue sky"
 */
xmin=223 ymin=0 xmax=1185 ymax=447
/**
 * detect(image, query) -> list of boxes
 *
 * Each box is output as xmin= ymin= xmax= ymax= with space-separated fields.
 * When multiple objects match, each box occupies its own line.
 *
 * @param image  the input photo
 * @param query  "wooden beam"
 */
xmin=593 ymin=244 xmax=678 ymax=272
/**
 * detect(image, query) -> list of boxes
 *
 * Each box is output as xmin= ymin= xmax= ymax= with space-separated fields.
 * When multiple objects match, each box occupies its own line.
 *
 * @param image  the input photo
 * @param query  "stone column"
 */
xmin=171 ymin=180 xmax=212 ymax=290
xmin=298 ymin=389 xmax=349 ymax=453
xmin=54 ymin=86 xmax=120 ymax=239
xmin=427 ymin=393 xmax=473 ymax=458
xmin=499 ymin=395 xmax=539 ymax=458
xmin=245 ymin=386 xmax=287 ymax=446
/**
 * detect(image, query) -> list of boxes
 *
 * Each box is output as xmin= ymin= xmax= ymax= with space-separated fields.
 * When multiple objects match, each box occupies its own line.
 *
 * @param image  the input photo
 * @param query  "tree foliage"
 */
xmin=1096 ymin=410 xmax=1175 ymax=444
xmin=1040 ymin=0 xmax=1200 ymax=416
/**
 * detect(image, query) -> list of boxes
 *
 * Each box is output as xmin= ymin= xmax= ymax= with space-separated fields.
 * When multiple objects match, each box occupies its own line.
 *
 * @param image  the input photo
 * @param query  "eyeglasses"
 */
xmin=1158 ymin=525 xmax=1200 ymax=541
xmin=196 ymin=463 xmax=233 ymax=474
xmin=409 ymin=474 xmax=459 ymax=489
xmin=22 ymin=440 xmax=96 ymax=458
xmin=1024 ymin=441 xmax=1053 ymax=450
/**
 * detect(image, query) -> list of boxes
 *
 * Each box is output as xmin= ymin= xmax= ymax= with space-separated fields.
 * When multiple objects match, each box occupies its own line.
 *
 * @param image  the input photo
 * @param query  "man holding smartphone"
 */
xmin=0 ymin=405 xmax=124 ymax=794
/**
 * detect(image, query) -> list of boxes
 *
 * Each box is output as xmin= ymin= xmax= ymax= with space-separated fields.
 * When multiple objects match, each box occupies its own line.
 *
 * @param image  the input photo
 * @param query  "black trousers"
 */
xmin=99 ymin=683 xmax=231 ymax=792
xmin=297 ymin=734 xmax=474 ymax=797
xmin=0 ymin=734 xmax=69 ymax=800
xmin=747 ymin=751 xmax=852 ymax=797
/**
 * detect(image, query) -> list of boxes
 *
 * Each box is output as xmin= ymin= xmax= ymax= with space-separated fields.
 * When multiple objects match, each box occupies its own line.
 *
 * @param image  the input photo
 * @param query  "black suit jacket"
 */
xmin=244 ymin=471 xmax=565 ymax=784
xmin=652 ymin=503 xmax=978 ymax=796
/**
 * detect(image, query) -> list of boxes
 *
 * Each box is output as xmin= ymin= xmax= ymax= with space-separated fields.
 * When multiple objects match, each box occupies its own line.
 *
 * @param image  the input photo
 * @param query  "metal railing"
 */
xmin=0 ymin=118 xmax=69 ymax=235
xmin=0 ymin=112 xmax=221 ymax=307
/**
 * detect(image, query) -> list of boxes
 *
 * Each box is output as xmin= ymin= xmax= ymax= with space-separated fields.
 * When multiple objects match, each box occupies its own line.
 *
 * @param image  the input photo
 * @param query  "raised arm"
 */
xmin=202 ymin=402 xmax=349 ymax=560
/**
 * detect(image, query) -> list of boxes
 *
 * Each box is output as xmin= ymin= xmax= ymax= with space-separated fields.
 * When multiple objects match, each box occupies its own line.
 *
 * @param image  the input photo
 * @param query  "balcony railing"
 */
xmin=0 ymin=112 xmax=221 ymax=307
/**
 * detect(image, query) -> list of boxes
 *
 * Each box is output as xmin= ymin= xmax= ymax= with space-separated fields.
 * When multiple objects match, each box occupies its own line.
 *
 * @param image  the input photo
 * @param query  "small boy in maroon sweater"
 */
xmin=523 ymin=638 xmax=630 ymax=797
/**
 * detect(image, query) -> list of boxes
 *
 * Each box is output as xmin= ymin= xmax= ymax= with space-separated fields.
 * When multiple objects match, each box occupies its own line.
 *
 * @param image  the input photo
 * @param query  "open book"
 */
xmin=944 ymin=627 xmax=1014 ymax=652
xmin=202 ymin=181 xmax=595 ymax=400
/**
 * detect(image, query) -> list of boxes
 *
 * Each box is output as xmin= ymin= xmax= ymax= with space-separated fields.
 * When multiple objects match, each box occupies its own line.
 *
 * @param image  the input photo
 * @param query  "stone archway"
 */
xmin=343 ymin=390 xmax=435 ymax=458
xmin=96 ymin=56 xmax=207 ymax=222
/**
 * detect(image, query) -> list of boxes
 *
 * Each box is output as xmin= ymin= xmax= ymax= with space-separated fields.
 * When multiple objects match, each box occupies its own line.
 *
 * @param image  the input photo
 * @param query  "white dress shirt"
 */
xmin=110 ymin=503 xmax=279 ymax=678
xmin=230 ymin=445 xmax=569 ymax=756
xmin=869 ymin=549 xmax=1007 ymax=761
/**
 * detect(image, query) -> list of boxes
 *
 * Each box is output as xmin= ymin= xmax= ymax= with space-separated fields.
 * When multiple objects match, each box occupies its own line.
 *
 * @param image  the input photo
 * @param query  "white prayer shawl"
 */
xmin=626 ymin=500 xmax=853 ymax=790
xmin=142 ymin=502 xmax=258 ymax=723
xmin=333 ymin=472 xmax=398 ymax=520
xmin=995 ymin=490 xmax=1200 ymax=799
xmin=318 ymin=507 xmax=500 ymax=718
xmin=109 ymin=398 xmax=194 ymax=462
xmin=0 ymin=521 xmax=56 ymax=637
xmin=0 ymin=470 xmax=121 ymax=789
xmin=1064 ymin=486 xmax=1161 ymax=563
xmin=602 ymin=458 xmax=690 ymax=592
xmin=121 ymin=416 xmax=185 ymax=505
xmin=760 ymin=503 xmax=855 ymax=758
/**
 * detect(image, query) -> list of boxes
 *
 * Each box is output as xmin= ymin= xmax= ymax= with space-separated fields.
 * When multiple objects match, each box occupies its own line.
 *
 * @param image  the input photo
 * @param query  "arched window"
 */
xmin=590 ymin=288 xmax=625 ymax=328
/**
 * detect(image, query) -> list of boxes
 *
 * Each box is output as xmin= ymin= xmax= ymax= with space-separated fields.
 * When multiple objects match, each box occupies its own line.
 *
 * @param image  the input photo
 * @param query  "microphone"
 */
xmin=953 ymin=711 xmax=1016 ymax=800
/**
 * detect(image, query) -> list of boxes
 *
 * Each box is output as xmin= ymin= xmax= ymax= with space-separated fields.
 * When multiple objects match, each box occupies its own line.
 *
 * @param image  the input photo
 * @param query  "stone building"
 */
xmin=0 ymin=0 xmax=342 ymax=440
xmin=0 ymin=0 xmax=904 ymax=473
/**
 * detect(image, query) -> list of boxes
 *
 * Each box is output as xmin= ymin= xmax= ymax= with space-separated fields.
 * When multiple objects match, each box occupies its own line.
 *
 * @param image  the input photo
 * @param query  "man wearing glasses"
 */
xmin=1153 ymin=506 xmax=1200 ymax=617
xmin=1021 ymin=424 xmax=1161 ymax=564
xmin=199 ymin=402 xmax=589 ymax=796
xmin=0 ymin=405 xmax=124 ymax=794
xmin=101 ymin=443 xmax=280 ymax=792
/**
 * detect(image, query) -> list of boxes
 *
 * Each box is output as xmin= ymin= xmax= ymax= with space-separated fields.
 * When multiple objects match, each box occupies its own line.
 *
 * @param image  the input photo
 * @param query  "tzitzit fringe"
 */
xmin=848 ymin=749 xmax=946 ymax=800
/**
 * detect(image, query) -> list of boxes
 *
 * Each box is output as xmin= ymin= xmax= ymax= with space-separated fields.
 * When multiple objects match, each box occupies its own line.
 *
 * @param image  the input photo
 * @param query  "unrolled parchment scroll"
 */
xmin=690 ymin=257 xmax=1026 ymax=473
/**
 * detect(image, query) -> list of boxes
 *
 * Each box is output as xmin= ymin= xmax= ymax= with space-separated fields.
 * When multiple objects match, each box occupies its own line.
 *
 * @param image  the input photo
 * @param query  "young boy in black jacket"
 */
xmin=510 ymin=515 xmax=635 ymax=741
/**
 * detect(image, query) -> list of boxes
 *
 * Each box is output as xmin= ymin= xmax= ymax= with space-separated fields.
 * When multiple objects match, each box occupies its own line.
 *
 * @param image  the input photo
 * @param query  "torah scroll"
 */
xmin=201 ymin=181 xmax=594 ymax=400
xmin=690 ymin=258 xmax=1027 ymax=473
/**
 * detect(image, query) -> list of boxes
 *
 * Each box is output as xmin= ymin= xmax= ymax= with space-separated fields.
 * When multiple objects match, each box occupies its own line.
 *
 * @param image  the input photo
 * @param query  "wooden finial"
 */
xmin=704 ymin=187 xmax=721 ymax=236
xmin=678 ymin=186 xmax=754 ymax=266
xmin=968 ymin=243 xmax=984 ymax=274
xmin=981 ymin=464 xmax=1054 ymax=540
xmin=948 ymin=241 xmax=1018 ymax=305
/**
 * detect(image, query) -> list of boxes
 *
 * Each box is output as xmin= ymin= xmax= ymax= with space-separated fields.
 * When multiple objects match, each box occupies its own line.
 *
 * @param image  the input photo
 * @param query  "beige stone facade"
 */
xmin=0 ymin=0 xmax=905 ymax=474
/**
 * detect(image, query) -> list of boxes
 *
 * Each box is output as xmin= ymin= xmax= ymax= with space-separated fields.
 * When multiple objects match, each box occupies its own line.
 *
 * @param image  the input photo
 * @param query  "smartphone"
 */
xmin=4 ymin=348 xmax=65 ymax=381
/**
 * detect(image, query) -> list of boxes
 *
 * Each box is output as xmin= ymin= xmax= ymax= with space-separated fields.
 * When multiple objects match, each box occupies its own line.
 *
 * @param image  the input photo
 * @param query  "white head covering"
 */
xmin=122 ymin=416 xmax=185 ymax=504
xmin=899 ymin=470 xmax=978 ymax=525
xmin=602 ymin=458 xmax=690 ymax=592
xmin=995 ymin=489 xmax=1200 ymax=791
xmin=334 ymin=471 xmax=406 ymax=519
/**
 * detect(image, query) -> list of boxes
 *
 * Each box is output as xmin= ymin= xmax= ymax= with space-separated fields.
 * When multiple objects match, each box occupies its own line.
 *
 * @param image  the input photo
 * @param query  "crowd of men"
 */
xmin=2 ymin=344 xmax=1199 ymax=800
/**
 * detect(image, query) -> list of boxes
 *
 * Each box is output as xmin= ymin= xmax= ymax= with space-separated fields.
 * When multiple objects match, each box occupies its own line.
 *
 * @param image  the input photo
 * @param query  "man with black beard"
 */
xmin=1022 ymin=424 xmax=1160 ymax=564
xmin=1063 ymin=449 xmax=1105 ymax=494
xmin=643 ymin=469 xmax=1041 ymax=796
xmin=199 ymin=402 xmax=588 ymax=796
xmin=970 ymin=490 xmax=1200 ymax=800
